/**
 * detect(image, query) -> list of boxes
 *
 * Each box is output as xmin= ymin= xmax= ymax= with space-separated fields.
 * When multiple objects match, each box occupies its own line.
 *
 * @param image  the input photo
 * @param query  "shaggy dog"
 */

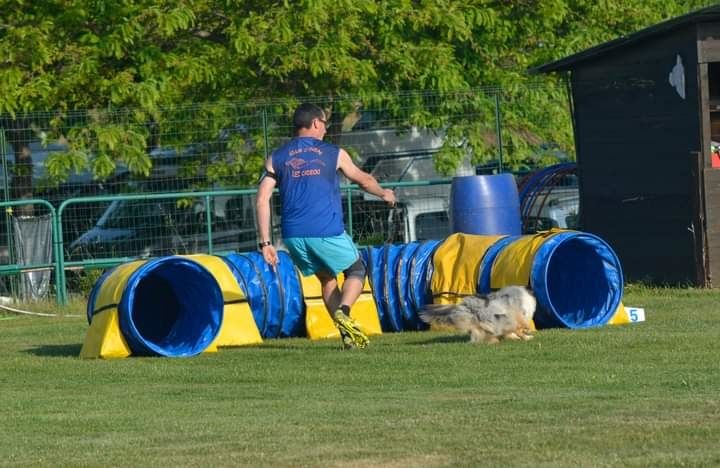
xmin=419 ymin=286 xmax=537 ymax=344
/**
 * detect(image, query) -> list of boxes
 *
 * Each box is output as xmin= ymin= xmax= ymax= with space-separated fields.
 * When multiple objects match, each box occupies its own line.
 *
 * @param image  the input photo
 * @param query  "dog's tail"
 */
xmin=418 ymin=304 xmax=460 ymax=326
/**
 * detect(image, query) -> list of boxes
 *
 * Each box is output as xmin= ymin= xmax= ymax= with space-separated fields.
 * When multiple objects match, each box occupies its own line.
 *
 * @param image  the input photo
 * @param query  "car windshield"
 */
xmin=415 ymin=211 xmax=450 ymax=240
xmin=97 ymin=200 xmax=166 ymax=229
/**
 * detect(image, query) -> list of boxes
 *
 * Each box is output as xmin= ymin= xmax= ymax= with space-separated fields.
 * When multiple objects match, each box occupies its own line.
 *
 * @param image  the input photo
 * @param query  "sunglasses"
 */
xmin=318 ymin=118 xmax=331 ymax=129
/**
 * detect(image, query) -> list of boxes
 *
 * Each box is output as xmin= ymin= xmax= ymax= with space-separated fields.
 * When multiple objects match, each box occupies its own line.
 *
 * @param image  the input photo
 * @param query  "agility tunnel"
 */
xmin=81 ymin=254 xmax=263 ymax=359
xmin=82 ymin=256 xmax=225 ymax=358
xmin=431 ymin=230 xmax=624 ymax=329
xmin=81 ymin=250 xmax=382 ymax=358
xmin=80 ymin=229 xmax=625 ymax=358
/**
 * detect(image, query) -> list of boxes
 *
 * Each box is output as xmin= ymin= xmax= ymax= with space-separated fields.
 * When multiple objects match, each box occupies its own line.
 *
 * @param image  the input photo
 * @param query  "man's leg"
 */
xmin=316 ymin=269 xmax=368 ymax=349
xmin=339 ymin=276 xmax=363 ymax=311
xmin=338 ymin=256 xmax=367 ymax=312
xmin=315 ymin=261 xmax=365 ymax=314
xmin=316 ymin=270 xmax=342 ymax=313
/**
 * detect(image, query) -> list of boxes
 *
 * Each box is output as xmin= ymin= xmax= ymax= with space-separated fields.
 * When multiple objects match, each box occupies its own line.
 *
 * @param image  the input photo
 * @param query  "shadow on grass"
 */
xmin=407 ymin=334 xmax=468 ymax=345
xmin=224 ymin=341 xmax=323 ymax=351
xmin=24 ymin=344 xmax=83 ymax=357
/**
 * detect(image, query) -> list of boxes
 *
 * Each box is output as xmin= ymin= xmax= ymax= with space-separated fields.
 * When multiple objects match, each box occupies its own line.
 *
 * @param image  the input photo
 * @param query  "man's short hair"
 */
xmin=293 ymin=103 xmax=325 ymax=131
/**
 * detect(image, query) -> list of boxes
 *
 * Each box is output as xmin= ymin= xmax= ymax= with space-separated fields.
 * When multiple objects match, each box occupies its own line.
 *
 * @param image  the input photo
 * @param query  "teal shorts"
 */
xmin=283 ymin=232 xmax=359 ymax=276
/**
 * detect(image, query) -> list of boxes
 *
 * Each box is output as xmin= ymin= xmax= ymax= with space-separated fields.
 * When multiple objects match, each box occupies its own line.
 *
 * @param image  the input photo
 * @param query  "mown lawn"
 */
xmin=1 ymin=285 xmax=719 ymax=467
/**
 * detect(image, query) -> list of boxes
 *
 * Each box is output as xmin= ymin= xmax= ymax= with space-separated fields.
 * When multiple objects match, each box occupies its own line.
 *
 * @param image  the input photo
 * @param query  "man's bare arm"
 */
xmin=337 ymin=149 xmax=396 ymax=206
xmin=255 ymin=158 xmax=278 ymax=267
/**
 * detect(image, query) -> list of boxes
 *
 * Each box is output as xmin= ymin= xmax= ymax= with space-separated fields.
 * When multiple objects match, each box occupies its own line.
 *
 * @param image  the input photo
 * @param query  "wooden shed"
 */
xmin=534 ymin=5 xmax=720 ymax=287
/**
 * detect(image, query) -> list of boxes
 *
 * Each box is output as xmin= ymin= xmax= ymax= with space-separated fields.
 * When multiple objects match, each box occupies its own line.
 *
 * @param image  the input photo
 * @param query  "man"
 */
xmin=255 ymin=103 xmax=396 ymax=349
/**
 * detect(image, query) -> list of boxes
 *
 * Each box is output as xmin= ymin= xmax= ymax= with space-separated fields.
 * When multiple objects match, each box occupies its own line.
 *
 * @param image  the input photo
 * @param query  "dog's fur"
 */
xmin=419 ymin=286 xmax=536 ymax=344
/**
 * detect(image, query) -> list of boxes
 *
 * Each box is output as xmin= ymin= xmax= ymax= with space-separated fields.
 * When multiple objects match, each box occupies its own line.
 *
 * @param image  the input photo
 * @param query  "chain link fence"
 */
xmin=0 ymin=85 xmax=574 ymax=301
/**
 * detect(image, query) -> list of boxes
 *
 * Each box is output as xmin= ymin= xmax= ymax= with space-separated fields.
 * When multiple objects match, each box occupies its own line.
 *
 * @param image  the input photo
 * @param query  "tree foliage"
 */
xmin=0 ymin=0 xmax=716 ymax=190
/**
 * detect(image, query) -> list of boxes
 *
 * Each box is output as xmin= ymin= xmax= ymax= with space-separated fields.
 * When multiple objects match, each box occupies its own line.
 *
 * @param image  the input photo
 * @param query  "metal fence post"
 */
xmin=204 ymin=195 xmax=213 ymax=254
xmin=0 ymin=129 xmax=18 ymax=298
xmin=494 ymin=91 xmax=504 ymax=172
xmin=51 ymin=207 xmax=64 ymax=305
xmin=346 ymin=187 xmax=353 ymax=238
xmin=0 ymin=129 xmax=9 ymax=204
xmin=55 ymin=207 xmax=67 ymax=305
xmin=262 ymin=106 xmax=270 ymax=160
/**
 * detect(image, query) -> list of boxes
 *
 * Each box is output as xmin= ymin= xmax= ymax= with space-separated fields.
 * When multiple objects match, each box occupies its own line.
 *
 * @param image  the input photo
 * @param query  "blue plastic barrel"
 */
xmin=117 ymin=257 xmax=224 ymax=357
xmin=449 ymin=174 xmax=521 ymax=235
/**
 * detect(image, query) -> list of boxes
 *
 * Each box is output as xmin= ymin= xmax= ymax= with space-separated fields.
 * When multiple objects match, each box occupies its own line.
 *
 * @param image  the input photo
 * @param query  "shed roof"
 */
xmin=533 ymin=5 xmax=720 ymax=74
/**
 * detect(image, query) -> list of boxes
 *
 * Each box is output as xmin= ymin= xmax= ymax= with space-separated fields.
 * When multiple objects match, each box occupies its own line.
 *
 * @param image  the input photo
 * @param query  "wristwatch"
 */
xmin=258 ymin=240 xmax=272 ymax=249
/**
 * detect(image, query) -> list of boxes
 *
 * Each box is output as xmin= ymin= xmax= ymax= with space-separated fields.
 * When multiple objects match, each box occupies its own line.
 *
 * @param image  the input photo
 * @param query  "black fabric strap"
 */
xmin=263 ymin=170 xmax=278 ymax=181
xmin=92 ymin=298 xmax=248 ymax=318
xmin=91 ymin=303 xmax=118 ymax=317
xmin=225 ymin=298 xmax=249 ymax=305
xmin=432 ymin=291 xmax=473 ymax=298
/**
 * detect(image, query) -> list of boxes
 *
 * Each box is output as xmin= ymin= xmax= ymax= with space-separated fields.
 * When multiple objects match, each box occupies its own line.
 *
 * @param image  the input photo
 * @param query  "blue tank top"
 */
xmin=271 ymin=136 xmax=344 ymax=237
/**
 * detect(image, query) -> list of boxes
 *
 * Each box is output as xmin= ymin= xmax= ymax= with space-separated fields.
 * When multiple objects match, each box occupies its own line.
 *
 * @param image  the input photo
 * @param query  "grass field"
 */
xmin=1 ymin=285 xmax=719 ymax=467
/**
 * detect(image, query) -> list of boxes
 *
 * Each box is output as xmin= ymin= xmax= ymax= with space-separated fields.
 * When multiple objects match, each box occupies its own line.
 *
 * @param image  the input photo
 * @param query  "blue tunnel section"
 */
xmin=396 ymin=242 xmax=421 ymax=330
xmin=362 ymin=240 xmax=441 ymax=333
xmin=222 ymin=251 xmax=305 ymax=339
xmin=113 ymin=257 xmax=224 ymax=357
xmin=530 ymin=231 xmax=623 ymax=329
xmin=477 ymin=232 xmax=623 ymax=329
xmin=405 ymin=240 xmax=440 ymax=330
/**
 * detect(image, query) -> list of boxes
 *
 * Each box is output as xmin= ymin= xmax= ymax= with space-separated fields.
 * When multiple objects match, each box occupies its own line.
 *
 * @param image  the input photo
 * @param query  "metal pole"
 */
xmin=346 ymin=187 xmax=353 ymax=238
xmin=50 ymin=206 xmax=63 ymax=306
xmin=0 ymin=129 xmax=18 ymax=298
xmin=204 ymin=195 xmax=213 ymax=254
xmin=56 ymin=209 xmax=67 ymax=305
xmin=262 ymin=107 xmax=270 ymax=160
xmin=494 ymin=91 xmax=504 ymax=173
xmin=0 ymin=129 xmax=10 ymax=204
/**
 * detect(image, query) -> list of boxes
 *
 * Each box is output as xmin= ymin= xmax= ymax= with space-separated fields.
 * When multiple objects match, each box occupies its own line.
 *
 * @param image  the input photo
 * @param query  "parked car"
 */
xmin=522 ymin=187 xmax=579 ymax=232
xmin=397 ymin=197 xmax=451 ymax=243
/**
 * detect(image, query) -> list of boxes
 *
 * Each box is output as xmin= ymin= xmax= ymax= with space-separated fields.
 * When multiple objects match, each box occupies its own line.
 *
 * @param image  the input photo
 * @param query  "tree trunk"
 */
xmin=12 ymin=142 xmax=34 ymax=216
xmin=1 ymin=118 xmax=35 ymax=217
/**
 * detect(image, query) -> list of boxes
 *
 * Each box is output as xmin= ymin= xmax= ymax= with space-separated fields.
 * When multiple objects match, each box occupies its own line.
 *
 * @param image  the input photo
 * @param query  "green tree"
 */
xmin=0 ymin=0 xmax=716 ymax=203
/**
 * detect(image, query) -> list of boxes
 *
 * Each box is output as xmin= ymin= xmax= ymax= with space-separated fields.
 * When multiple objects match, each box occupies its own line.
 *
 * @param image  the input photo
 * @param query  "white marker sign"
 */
xmin=625 ymin=307 xmax=646 ymax=323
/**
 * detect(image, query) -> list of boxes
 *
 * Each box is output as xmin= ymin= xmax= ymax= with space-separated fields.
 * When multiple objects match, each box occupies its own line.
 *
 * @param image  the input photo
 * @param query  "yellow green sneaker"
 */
xmin=338 ymin=328 xmax=355 ymax=350
xmin=333 ymin=310 xmax=369 ymax=349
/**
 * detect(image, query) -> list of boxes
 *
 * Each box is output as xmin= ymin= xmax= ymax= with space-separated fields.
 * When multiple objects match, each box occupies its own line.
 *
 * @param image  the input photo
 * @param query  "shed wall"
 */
xmin=571 ymin=26 xmax=702 ymax=284
xmin=697 ymin=23 xmax=720 ymax=285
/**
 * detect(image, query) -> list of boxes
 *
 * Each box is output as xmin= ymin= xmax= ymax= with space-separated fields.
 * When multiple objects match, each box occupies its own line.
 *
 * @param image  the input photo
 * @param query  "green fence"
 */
xmin=0 ymin=179 xmax=455 ymax=305
xmin=0 ymin=87 xmax=573 ymax=196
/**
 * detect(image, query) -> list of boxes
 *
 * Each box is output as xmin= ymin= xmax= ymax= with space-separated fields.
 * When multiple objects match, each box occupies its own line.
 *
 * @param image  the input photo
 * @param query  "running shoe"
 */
xmin=333 ymin=310 xmax=369 ymax=349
